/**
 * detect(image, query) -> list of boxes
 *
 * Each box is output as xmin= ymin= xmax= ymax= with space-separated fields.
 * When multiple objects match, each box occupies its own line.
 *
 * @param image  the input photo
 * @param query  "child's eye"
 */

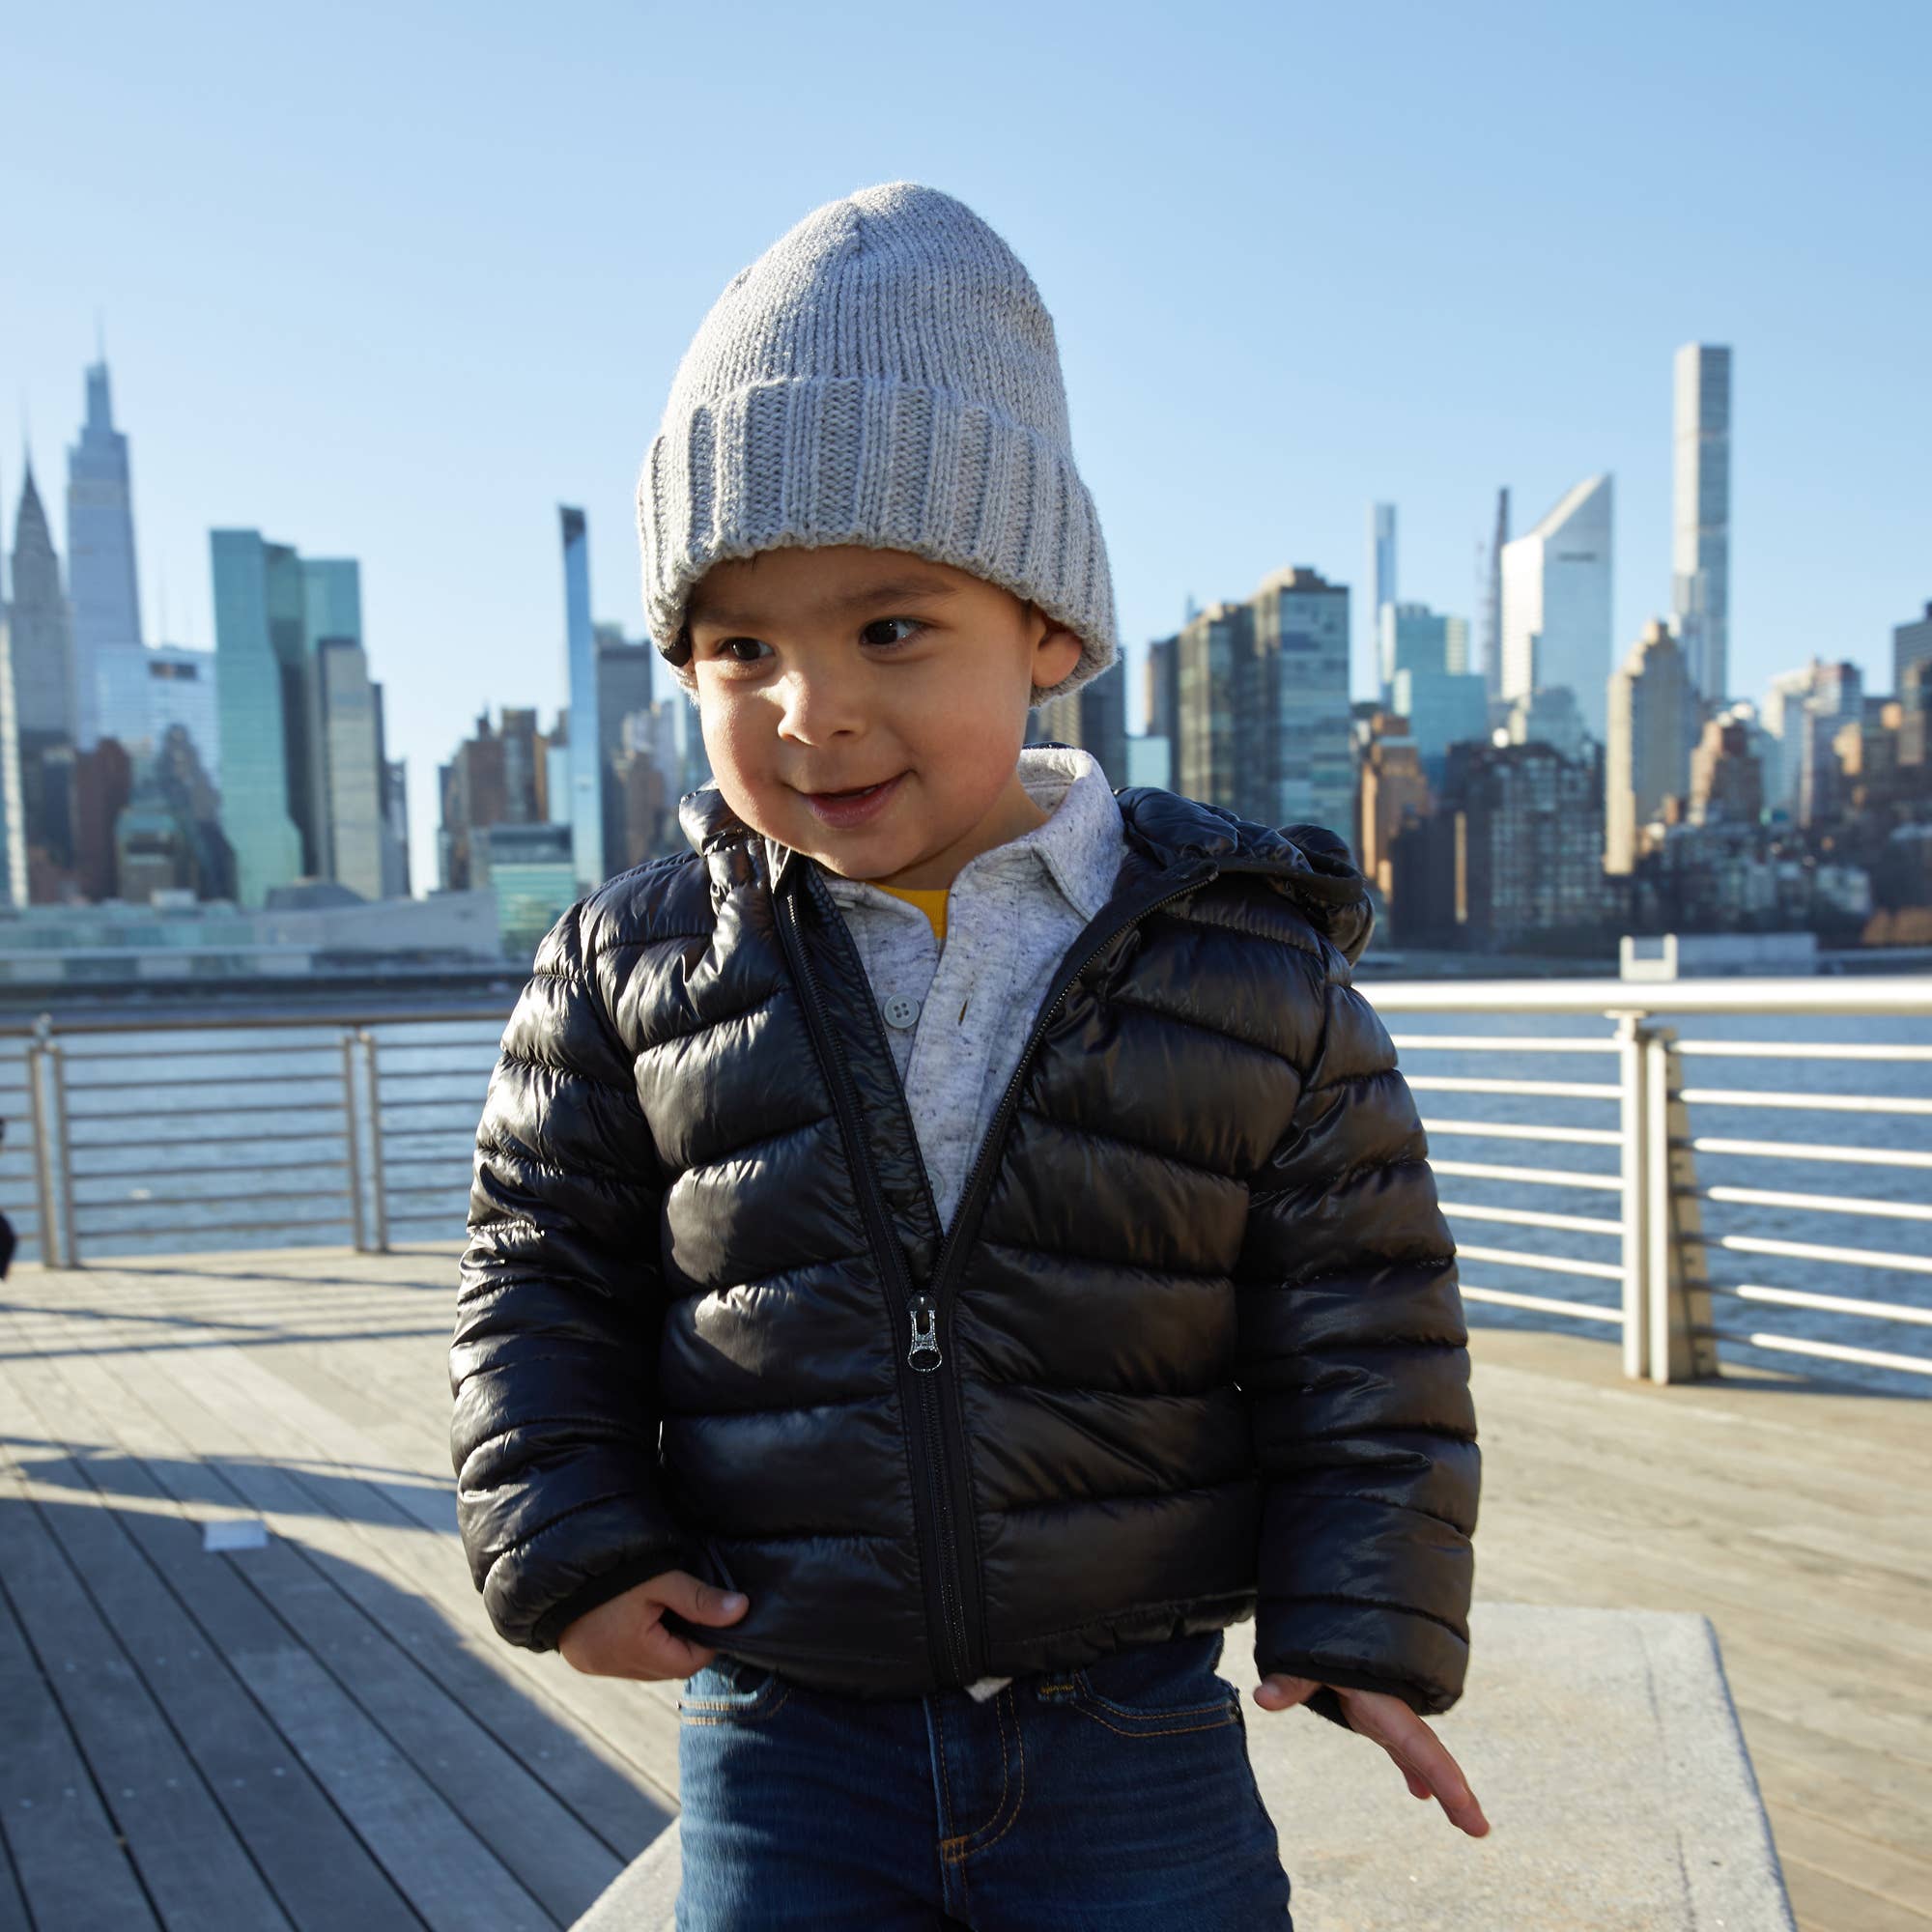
xmin=861 ymin=616 xmax=925 ymax=648
xmin=708 ymin=636 xmax=771 ymax=665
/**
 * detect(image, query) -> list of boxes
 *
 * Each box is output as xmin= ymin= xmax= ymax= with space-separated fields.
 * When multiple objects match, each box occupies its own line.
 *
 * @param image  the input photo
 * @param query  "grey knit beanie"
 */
xmin=636 ymin=181 xmax=1117 ymax=704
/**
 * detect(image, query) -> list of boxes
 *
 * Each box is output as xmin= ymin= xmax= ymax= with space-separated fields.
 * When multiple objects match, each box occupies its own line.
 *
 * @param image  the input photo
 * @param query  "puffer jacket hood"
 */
xmin=454 ymin=776 xmax=1478 ymax=1730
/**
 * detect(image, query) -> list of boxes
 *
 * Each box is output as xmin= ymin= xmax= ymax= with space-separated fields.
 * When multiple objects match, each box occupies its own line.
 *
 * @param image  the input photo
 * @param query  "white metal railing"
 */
xmin=1368 ymin=974 xmax=1932 ymax=1385
xmin=4 ymin=974 xmax=1928 ymax=1389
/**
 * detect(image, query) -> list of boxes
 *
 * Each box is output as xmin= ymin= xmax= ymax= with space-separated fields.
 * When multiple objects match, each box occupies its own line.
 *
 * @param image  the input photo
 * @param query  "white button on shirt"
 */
xmin=882 ymin=992 xmax=922 ymax=1030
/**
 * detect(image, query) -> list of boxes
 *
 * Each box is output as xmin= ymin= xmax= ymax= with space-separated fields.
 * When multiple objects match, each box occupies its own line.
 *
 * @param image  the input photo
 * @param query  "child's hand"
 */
xmin=1255 ymin=1673 xmax=1491 ymax=1839
xmin=556 ymin=1571 xmax=750 ymax=1682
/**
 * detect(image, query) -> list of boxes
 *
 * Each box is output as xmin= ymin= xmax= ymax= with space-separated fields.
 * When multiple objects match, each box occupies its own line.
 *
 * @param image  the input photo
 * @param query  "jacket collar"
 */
xmin=817 ymin=745 xmax=1122 ymax=927
xmin=677 ymin=766 xmax=1375 ymax=965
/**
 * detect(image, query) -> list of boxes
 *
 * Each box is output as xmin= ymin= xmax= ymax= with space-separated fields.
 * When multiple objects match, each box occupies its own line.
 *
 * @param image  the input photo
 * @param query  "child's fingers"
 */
xmin=1252 ymin=1672 xmax=1317 ymax=1709
xmin=646 ymin=1569 xmax=751 ymax=1628
xmin=634 ymin=1623 xmax=721 ymax=1680
xmin=1375 ymin=1722 xmax=1489 ymax=1837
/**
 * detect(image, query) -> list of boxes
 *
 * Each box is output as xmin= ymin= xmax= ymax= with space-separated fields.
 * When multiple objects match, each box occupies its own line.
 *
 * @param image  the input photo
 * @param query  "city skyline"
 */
xmin=2 ymin=342 xmax=1923 ymax=917
xmin=8 ymin=1 xmax=1925 ymax=889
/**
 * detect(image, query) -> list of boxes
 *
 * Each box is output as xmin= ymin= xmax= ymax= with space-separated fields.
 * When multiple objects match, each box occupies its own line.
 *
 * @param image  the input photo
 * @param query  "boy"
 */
xmin=452 ymin=182 xmax=1485 ymax=1927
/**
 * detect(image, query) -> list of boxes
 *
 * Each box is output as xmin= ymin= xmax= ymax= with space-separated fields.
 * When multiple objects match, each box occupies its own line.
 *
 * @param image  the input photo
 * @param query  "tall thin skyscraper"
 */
xmin=1672 ymin=344 xmax=1732 ymax=706
xmin=1370 ymin=504 xmax=1397 ymax=687
xmin=560 ymin=506 xmax=604 ymax=889
xmin=1482 ymin=489 xmax=1509 ymax=706
xmin=1499 ymin=474 xmax=1613 ymax=745
xmin=66 ymin=359 xmax=146 ymax=751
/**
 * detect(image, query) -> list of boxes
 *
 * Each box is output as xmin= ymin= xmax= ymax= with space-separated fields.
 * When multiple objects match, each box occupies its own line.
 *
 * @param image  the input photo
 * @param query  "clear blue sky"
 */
xmin=8 ymin=0 xmax=1928 ymax=893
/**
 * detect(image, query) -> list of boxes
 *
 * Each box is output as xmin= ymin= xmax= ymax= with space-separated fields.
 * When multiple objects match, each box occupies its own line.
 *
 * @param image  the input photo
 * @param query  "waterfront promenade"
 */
xmin=1 ymin=1243 xmax=1925 ymax=1930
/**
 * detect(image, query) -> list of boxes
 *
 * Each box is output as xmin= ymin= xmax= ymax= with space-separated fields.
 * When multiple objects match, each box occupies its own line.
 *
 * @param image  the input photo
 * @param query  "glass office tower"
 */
xmin=211 ymin=530 xmax=305 ymax=907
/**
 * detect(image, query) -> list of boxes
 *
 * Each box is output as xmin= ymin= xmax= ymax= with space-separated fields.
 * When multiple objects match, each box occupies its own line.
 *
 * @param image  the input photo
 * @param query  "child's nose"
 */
xmin=776 ymin=667 xmax=872 ymax=744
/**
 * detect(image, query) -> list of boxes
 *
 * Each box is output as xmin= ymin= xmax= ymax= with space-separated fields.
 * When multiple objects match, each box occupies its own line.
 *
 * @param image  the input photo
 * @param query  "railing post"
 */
xmin=1644 ymin=1028 xmax=1718 ymax=1384
xmin=1612 ymin=1011 xmax=1653 ymax=1380
xmin=26 ymin=1017 xmax=62 ymax=1269
xmin=341 ymin=1028 xmax=369 ymax=1253
xmin=359 ymin=1030 xmax=390 ymax=1254
xmin=26 ymin=1016 xmax=80 ymax=1270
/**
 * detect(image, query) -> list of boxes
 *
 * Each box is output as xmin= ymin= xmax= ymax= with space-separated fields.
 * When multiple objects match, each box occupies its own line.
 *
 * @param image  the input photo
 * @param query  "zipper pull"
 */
xmin=906 ymin=1293 xmax=942 ymax=1373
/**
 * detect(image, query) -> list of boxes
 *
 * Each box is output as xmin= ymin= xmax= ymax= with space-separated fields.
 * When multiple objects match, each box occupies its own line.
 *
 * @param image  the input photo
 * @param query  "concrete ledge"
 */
xmin=572 ymin=1603 xmax=1796 ymax=1931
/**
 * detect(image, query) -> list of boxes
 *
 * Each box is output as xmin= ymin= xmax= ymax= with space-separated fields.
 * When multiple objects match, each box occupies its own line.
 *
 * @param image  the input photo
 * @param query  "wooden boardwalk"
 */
xmin=0 ymin=1247 xmax=1925 ymax=1932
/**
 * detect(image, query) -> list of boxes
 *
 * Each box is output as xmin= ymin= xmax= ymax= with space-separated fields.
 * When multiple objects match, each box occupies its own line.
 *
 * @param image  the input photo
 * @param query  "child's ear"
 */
xmin=1032 ymin=618 xmax=1084 ymax=689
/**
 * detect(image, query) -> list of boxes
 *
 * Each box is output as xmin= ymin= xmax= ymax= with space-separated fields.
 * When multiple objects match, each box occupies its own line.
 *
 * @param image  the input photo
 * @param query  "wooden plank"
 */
xmin=1733 ymin=1704 xmax=1932 ymax=1838
xmin=0 ymin=1439 xmax=292 ymax=1931
xmin=29 ymin=1370 xmax=633 ymax=1928
xmin=1471 ymin=1375 xmax=1932 ymax=1524
xmin=32 ymin=1276 xmax=685 ymax=1812
xmin=1751 ymin=1744 xmax=1932 ymax=1906
xmin=0 ymin=1567 xmax=159 ymax=1932
xmin=1786 ymin=1861 xmax=1932 ymax=1932
xmin=0 ymin=1333 xmax=557 ymax=1932
xmin=1768 ymin=1804 xmax=1932 ymax=1923
xmin=1473 ymin=1475 xmax=1932 ymax=1675
xmin=116 ymin=1278 xmax=689 ymax=1777
xmin=0 ymin=1350 xmax=456 ymax=1932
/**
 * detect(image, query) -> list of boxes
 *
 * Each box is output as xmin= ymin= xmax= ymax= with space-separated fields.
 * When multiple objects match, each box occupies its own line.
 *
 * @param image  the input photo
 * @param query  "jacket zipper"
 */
xmin=779 ymin=882 xmax=971 ymax=1683
xmin=781 ymin=856 xmax=1219 ymax=1685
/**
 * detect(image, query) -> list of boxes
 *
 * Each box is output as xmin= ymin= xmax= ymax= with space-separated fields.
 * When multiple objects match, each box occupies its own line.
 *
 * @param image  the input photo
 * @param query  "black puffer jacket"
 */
xmin=450 ymin=782 xmax=1479 ymax=1727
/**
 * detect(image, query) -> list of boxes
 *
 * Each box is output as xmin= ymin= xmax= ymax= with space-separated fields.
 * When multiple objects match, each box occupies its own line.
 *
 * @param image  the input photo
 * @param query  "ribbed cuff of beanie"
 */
xmin=638 ymin=376 xmax=1118 ymax=702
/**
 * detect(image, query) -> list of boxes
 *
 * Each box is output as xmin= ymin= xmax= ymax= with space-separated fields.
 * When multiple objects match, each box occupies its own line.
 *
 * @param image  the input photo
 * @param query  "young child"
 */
xmin=452 ymin=181 xmax=1485 ymax=1927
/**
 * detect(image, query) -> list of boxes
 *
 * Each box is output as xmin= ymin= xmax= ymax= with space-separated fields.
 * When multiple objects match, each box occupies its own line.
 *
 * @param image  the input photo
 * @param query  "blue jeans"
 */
xmin=674 ymin=1629 xmax=1292 ymax=1928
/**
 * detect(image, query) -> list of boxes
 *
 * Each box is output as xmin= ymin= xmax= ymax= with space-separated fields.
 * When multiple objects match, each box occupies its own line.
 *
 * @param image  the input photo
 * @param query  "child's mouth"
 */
xmin=802 ymin=772 xmax=906 ymax=827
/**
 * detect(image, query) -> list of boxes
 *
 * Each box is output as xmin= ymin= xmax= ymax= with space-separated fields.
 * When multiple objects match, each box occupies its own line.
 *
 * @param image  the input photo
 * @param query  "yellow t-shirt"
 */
xmin=876 ymin=883 xmax=948 ymax=945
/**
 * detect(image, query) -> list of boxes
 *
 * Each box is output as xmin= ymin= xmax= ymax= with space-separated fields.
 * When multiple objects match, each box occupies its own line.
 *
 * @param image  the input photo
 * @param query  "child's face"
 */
xmin=684 ymin=545 xmax=1083 ymax=887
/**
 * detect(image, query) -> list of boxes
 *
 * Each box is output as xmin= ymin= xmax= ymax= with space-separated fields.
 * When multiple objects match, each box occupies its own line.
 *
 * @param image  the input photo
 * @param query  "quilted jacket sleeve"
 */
xmin=450 ymin=896 xmax=698 ymax=1653
xmin=1236 ymin=938 xmax=1480 ymax=1730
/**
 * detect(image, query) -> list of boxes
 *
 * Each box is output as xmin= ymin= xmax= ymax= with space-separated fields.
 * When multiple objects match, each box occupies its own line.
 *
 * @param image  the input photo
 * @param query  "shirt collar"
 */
xmin=818 ymin=744 xmax=1123 ymax=923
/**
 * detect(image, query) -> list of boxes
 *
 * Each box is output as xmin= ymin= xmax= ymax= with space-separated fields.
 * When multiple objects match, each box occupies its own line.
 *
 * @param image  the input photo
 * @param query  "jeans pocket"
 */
xmin=677 ymin=1656 xmax=793 ymax=1726
xmin=1048 ymin=1634 xmax=1241 ymax=1738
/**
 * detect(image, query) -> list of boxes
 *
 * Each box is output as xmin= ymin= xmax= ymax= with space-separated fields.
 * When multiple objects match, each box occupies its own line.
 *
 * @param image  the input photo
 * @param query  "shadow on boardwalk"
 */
xmin=0 ymin=1264 xmax=681 ymax=1932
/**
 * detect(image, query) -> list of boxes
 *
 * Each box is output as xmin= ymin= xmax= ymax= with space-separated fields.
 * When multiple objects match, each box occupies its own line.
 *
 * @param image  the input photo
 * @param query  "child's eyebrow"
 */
xmin=690 ymin=575 xmax=959 ymax=630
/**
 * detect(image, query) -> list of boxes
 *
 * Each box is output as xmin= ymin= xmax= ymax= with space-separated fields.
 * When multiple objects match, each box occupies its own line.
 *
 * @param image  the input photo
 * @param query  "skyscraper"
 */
xmin=146 ymin=645 xmax=220 ymax=785
xmin=1482 ymin=488 xmax=1509 ymax=706
xmin=560 ymin=508 xmax=604 ymax=889
xmin=10 ymin=459 xmax=77 ymax=897
xmin=0 ymin=597 xmax=22 ymax=906
xmin=1370 ymin=504 xmax=1397 ymax=682
xmin=211 ymin=531 xmax=306 ymax=907
xmin=1378 ymin=604 xmax=1469 ymax=704
xmin=1605 ymin=619 xmax=1700 ymax=872
xmin=1672 ymin=345 xmax=1732 ymax=706
xmin=1256 ymin=566 xmax=1352 ymax=835
xmin=1174 ymin=601 xmax=1247 ymax=814
xmin=65 ymin=359 xmax=147 ymax=751
xmin=208 ymin=535 xmax=393 ymax=904
xmin=1144 ymin=633 xmax=1179 ymax=745
xmin=1894 ymin=602 xmax=1932 ymax=697
xmin=1500 ymin=473 xmax=1614 ymax=746
xmin=9 ymin=460 xmax=77 ymax=741
xmin=316 ymin=635 xmax=385 ymax=899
